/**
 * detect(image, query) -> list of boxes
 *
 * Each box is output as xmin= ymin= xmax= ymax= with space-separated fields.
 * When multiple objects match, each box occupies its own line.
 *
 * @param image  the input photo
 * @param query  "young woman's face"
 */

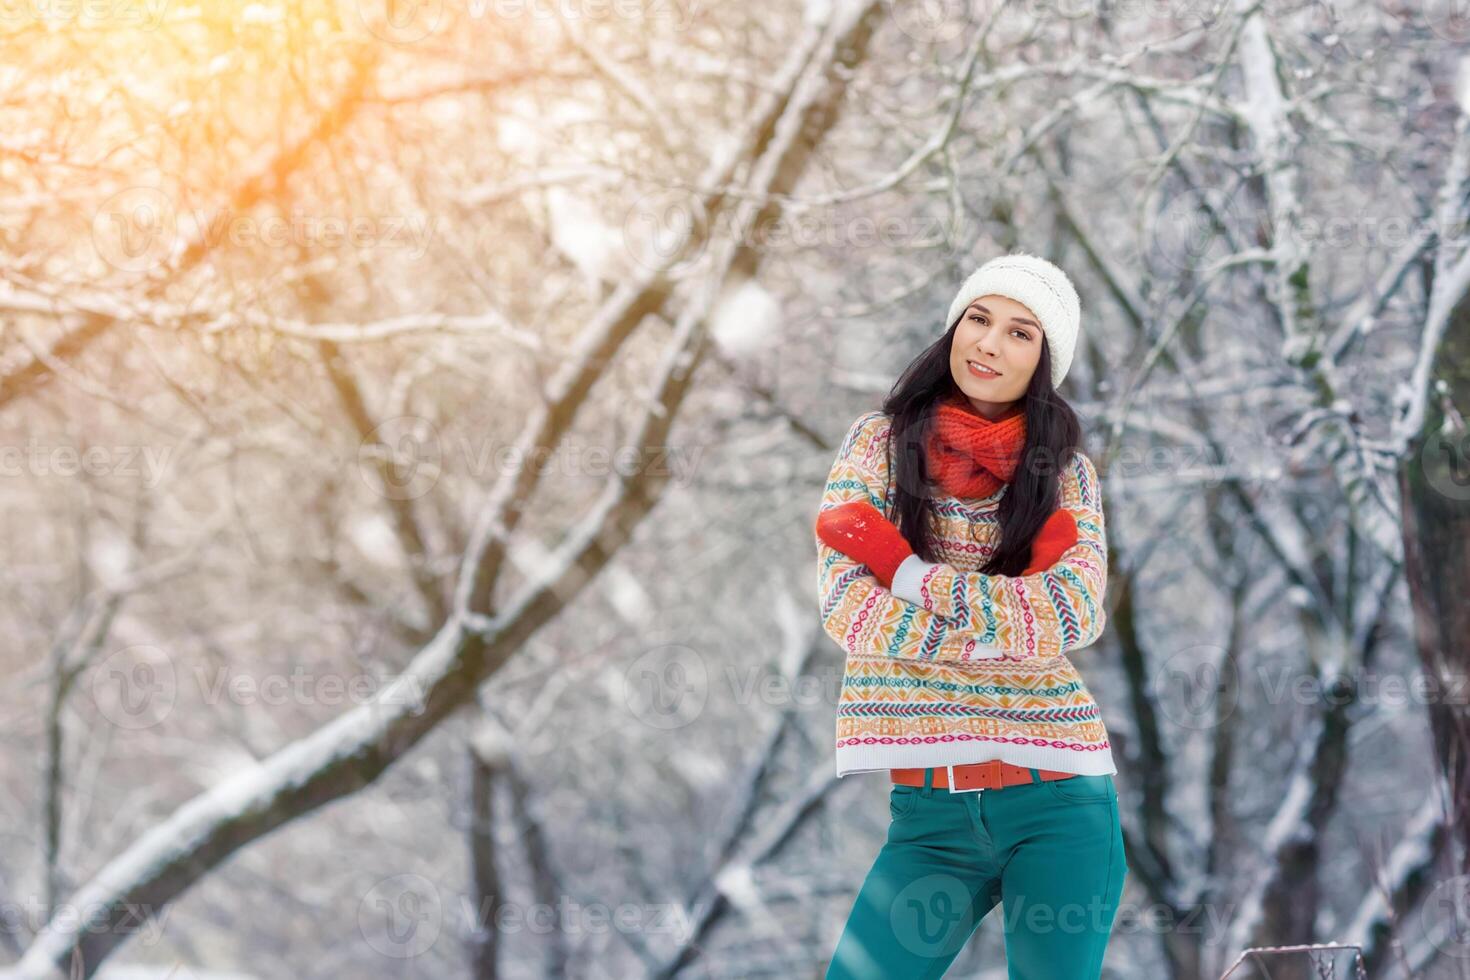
xmin=948 ymin=294 xmax=1043 ymax=418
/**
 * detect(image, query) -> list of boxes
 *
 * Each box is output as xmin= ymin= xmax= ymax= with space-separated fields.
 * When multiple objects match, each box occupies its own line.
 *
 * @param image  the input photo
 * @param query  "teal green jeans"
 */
xmin=826 ymin=768 xmax=1127 ymax=979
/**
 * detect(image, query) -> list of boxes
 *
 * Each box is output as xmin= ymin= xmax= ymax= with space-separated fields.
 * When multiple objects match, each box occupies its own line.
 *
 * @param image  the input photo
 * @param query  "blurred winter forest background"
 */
xmin=2 ymin=0 xmax=1469 ymax=977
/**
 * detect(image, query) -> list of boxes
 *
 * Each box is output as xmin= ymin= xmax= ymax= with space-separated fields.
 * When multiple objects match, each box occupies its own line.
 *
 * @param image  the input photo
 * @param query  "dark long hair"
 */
xmin=878 ymin=311 xmax=1083 ymax=576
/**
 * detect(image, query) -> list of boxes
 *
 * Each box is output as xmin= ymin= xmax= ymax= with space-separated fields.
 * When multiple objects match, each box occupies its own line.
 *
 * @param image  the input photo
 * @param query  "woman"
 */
xmin=814 ymin=252 xmax=1126 ymax=979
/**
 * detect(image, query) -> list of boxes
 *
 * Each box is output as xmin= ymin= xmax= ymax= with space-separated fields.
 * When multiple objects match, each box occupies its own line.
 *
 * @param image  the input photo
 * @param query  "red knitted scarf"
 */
xmin=925 ymin=390 xmax=1027 ymax=499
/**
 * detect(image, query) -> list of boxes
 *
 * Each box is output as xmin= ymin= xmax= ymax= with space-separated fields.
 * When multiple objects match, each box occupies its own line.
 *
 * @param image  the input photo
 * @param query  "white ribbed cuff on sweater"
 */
xmin=890 ymin=553 xmax=934 ymax=607
xmin=890 ymin=554 xmax=1007 ymax=660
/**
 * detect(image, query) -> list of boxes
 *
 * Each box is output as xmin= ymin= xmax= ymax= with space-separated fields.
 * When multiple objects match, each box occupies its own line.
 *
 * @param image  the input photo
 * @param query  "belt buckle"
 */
xmin=946 ymin=761 xmax=1000 ymax=794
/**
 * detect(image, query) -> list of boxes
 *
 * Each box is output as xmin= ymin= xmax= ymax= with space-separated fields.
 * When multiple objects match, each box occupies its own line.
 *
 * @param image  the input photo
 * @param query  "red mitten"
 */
xmin=1022 ymin=509 xmax=1079 ymax=575
xmin=815 ymin=501 xmax=914 ymax=589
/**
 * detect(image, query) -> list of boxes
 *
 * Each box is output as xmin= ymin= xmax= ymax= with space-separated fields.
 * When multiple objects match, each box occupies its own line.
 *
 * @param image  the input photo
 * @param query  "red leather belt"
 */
xmin=891 ymin=760 xmax=1080 ymax=793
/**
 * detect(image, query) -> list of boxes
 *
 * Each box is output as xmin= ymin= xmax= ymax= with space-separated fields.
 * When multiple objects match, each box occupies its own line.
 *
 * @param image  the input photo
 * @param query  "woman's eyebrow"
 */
xmin=970 ymin=303 xmax=1040 ymax=329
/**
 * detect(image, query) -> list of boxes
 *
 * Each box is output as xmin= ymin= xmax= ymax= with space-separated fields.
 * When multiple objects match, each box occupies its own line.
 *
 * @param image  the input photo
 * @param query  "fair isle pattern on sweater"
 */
xmin=817 ymin=410 xmax=1117 ymax=777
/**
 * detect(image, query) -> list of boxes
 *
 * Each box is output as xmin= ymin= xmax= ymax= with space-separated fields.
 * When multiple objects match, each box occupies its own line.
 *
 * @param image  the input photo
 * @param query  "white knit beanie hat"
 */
xmin=944 ymin=251 xmax=1083 ymax=389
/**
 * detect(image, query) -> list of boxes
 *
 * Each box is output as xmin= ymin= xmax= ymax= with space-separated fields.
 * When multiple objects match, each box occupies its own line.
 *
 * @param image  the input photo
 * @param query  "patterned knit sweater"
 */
xmin=816 ymin=410 xmax=1117 ymax=777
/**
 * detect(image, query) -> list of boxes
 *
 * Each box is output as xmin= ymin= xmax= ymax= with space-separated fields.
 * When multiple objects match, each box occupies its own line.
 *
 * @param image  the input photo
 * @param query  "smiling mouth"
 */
xmin=966 ymin=359 xmax=1001 ymax=378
